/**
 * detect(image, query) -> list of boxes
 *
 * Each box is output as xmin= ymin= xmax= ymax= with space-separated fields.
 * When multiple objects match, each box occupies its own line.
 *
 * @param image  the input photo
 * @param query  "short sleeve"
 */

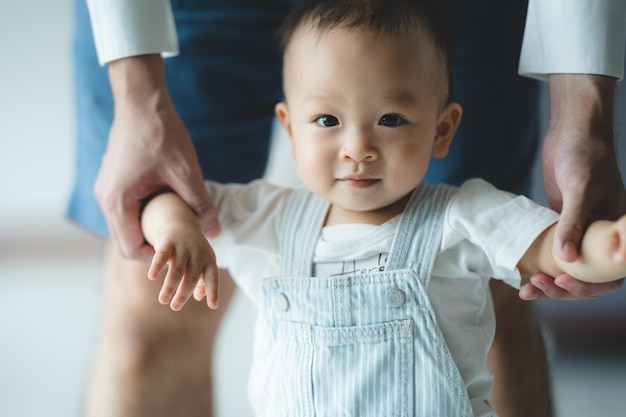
xmin=205 ymin=180 xmax=292 ymax=305
xmin=442 ymin=179 xmax=559 ymax=288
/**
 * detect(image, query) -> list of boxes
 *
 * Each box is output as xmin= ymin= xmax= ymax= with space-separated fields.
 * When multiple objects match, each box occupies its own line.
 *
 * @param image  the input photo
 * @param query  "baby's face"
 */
xmin=277 ymin=24 xmax=457 ymax=225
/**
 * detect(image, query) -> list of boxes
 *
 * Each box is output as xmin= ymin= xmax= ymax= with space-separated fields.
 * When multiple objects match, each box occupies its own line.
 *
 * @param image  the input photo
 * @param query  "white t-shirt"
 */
xmin=207 ymin=178 xmax=559 ymax=411
xmin=86 ymin=0 xmax=626 ymax=80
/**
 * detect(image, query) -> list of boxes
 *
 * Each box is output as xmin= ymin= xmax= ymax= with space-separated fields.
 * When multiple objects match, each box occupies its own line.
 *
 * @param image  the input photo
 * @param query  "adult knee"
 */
xmin=99 ymin=243 xmax=215 ymax=378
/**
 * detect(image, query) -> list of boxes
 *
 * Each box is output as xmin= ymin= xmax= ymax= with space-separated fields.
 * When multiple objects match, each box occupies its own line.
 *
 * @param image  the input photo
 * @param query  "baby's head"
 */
xmin=276 ymin=0 xmax=463 ymax=224
xmin=279 ymin=0 xmax=455 ymax=105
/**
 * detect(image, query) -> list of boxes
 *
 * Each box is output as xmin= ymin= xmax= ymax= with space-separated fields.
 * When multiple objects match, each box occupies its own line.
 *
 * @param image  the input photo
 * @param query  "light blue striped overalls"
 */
xmin=248 ymin=183 xmax=475 ymax=417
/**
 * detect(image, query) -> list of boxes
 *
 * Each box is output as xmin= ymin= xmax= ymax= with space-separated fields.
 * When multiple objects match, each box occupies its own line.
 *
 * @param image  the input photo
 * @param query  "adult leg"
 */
xmin=488 ymin=280 xmax=553 ymax=416
xmin=70 ymin=1 xmax=297 ymax=415
xmin=84 ymin=244 xmax=236 ymax=417
xmin=431 ymin=2 xmax=553 ymax=416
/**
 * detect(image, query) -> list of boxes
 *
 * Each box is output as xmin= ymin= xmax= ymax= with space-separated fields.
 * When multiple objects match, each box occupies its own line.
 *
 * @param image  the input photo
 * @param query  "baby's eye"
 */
xmin=315 ymin=115 xmax=340 ymax=127
xmin=379 ymin=114 xmax=404 ymax=127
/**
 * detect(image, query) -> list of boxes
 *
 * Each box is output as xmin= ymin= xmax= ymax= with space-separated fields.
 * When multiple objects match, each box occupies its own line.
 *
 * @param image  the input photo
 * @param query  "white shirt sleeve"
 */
xmin=205 ymin=180 xmax=293 ymax=305
xmin=86 ymin=0 xmax=179 ymax=66
xmin=519 ymin=0 xmax=626 ymax=81
xmin=440 ymin=179 xmax=559 ymax=288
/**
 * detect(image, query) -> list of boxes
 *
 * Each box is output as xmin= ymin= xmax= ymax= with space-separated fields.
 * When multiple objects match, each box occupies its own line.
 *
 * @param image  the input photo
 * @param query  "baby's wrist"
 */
xmin=157 ymin=220 xmax=201 ymax=240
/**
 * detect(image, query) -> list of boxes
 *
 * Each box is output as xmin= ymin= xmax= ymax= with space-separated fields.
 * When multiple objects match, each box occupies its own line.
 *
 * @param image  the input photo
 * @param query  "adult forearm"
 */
xmin=541 ymin=73 xmax=622 ymax=262
xmin=548 ymin=74 xmax=616 ymax=140
xmin=108 ymin=54 xmax=170 ymax=110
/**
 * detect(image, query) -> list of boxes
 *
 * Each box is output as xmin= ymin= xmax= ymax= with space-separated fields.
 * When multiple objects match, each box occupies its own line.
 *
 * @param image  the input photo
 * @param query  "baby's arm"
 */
xmin=519 ymin=216 xmax=626 ymax=283
xmin=141 ymin=192 xmax=219 ymax=311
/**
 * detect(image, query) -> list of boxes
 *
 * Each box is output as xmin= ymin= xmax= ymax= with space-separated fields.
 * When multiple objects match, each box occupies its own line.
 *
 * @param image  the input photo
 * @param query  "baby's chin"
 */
xmin=328 ymin=198 xmax=408 ymax=225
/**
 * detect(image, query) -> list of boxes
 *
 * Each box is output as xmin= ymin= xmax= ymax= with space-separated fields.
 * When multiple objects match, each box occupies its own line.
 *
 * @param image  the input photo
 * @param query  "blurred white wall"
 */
xmin=0 ymin=0 xmax=75 ymax=228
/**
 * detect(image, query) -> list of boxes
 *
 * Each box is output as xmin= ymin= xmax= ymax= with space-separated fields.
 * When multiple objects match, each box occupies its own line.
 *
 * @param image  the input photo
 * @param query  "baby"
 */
xmin=141 ymin=0 xmax=626 ymax=415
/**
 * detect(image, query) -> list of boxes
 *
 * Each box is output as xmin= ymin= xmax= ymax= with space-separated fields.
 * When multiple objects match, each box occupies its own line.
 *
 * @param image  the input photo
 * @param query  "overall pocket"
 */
xmin=250 ymin=318 xmax=415 ymax=417
xmin=310 ymin=319 xmax=415 ymax=417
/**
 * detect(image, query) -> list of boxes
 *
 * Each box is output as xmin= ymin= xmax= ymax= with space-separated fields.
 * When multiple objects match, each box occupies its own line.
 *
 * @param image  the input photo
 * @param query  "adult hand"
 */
xmin=520 ymin=74 xmax=626 ymax=300
xmin=520 ymin=273 xmax=624 ymax=300
xmin=94 ymin=54 xmax=220 ymax=262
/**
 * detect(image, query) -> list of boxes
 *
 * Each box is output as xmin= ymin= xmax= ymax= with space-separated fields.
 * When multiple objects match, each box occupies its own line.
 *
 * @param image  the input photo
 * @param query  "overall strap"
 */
xmin=385 ymin=183 xmax=457 ymax=286
xmin=278 ymin=188 xmax=330 ymax=277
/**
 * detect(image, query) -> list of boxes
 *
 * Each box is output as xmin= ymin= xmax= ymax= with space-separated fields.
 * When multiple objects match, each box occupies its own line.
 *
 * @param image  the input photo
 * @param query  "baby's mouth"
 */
xmin=339 ymin=175 xmax=380 ymax=188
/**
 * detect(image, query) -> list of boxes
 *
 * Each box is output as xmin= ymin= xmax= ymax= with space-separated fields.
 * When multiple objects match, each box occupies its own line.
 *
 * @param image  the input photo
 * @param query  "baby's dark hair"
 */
xmin=278 ymin=0 xmax=455 ymax=102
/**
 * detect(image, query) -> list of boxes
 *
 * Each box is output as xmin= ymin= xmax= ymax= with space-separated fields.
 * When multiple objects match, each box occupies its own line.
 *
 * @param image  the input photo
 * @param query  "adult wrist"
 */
xmin=547 ymin=74 xmax=617 ymax=139
xmin=108 ymin=54 xmax=171 ymax=109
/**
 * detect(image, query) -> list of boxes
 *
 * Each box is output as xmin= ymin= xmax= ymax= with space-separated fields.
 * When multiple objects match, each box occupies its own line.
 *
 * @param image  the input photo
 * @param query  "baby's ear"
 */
xmin=432 ymin=102 xmax=462 ymax=159
xmin=275 ymin=102 xmax=296 ymax=159
xmin=275 ymin=102 xmax=292 ymax=137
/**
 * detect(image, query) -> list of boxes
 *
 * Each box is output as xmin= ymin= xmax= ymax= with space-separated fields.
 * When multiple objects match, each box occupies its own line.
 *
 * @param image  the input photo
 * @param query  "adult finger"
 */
xmin=552 ymin=191 xmax=588 ymax=263
xmin=518 ymin=283 xmax=545 ymax=300
xmin=171 ymin=171 xmax=221 ymax=239
xmin=94 ymin=170 xmax=156 ymax=261
xmin=521 ymin=273 xmax=574 ymax=300
xmin=106 ymin=197 xmax=155 ymax=262
xmin=553 ymin=275 xmax=624 ymax=298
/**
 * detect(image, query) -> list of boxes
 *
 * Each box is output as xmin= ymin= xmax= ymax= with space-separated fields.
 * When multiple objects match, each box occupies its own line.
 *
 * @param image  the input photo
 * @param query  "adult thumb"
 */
xmin=177 ymin=179 xmax=221 ymax=238
xmin=553 ymin=196 xmax=588 ymax=263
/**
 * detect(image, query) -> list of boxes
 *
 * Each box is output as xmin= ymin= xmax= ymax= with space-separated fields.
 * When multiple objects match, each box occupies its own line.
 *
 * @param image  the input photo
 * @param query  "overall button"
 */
xmin=273 ymin=292 xmax=290 ymax=312
xmin=385 ymin=288 xmax=406 ymax=308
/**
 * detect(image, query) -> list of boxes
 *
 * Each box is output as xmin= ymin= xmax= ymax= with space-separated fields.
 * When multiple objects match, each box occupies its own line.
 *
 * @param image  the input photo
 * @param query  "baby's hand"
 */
xmin=609 ymin=216 xmax=626 ymax=264
xmin=148 ymin=223 xmax=219 ymax=311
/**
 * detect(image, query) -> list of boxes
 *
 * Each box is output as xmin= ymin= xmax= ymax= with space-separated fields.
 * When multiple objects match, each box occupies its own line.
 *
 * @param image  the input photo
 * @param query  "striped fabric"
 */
xmin=248 ymin=183 xmax=475 ymax=417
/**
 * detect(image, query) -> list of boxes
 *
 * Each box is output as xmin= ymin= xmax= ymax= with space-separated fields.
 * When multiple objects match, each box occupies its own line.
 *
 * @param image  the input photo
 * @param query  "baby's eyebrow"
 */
xmin=300 ymin=91 xmax=418 ymax=106
xmin=302 ymin=94 xmax=339 ymax=103
xmin=379 ymin=90 xmax=418 ymax=104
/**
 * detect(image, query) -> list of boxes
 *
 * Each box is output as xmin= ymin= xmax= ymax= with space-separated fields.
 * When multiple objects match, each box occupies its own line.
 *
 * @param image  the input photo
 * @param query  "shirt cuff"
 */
xmin=87 ymin=0 xmax=179 ymax=66
xmin=519 ymin=0 xmax=625 ymax=81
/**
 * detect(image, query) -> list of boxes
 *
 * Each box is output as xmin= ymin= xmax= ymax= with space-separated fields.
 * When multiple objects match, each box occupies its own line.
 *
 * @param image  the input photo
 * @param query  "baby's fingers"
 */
xmin=191 ymin=267 xmax=219 ymax=309
xmin=193 ymin=280 xmax=207 ymax=301
xmin=159 ymin=255 xmax=189 ymax=309
xmin=148 ymin=248 xmax=173 ymax=281
xmin=608 ymin=217 xmax=626 ymax=263
xmin=612 ymin=226 xmax=626 ymax=263
xmin=169 ymin=255 xmax=212 ymax=311
xmin=203 ymin=265 xmax=220 ymax=309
